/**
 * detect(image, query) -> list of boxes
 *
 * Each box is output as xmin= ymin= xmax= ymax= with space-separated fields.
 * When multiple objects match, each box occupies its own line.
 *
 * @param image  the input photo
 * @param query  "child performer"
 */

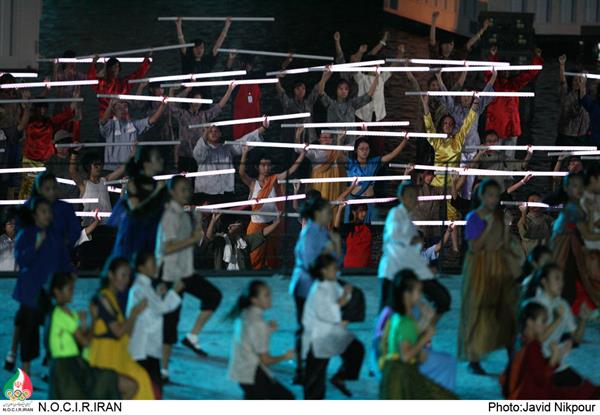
xmin=303 ymin=254 xmax=364 ymax=399
xmin=458 ymin=179 xmax=522 ymax=375
xmin=227 ymin=280 xmax=295 ymax=400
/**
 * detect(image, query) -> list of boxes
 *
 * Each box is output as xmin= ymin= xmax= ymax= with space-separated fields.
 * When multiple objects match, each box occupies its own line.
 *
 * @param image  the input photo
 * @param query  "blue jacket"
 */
xmin=21 ymin=199 xmax=80 ymax=250
xmin=13 ymin=226 xmax=73 ymax=308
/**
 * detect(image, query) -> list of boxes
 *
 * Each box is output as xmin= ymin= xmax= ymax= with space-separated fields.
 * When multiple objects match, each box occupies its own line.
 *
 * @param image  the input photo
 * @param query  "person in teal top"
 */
xmin=379 ymin=270 xmax=456 ymax=400
xmin=48 ymin=272 xmax=119 ymax=400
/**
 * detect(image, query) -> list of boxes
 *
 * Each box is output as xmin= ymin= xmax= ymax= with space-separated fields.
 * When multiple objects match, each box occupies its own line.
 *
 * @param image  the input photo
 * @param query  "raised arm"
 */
xmin=100 ymin=99 xmax=116 ymax=125
xmin=218 ymin=82 xmax=236 ymax=108
xmin=368 ymin=31 xmax=389 ymax=57
xmin=506 ymin=174 xmax=532 ymax=195
xmin=466 ymin=18 xmax=491 ymax=52
xmin=206 ymin=213 xmax=221 ymax=241
xmin=558 ymin=54 xmax=567 ymax=85
xmin=175 ymin=18 xmax=187 ymax=55
xmin=68 ymin=152 xmax=85 ymax=195
xmin=318 ymin=67 xmax=333 ymax=96
xmin=429 ymin=12 xmax=439 ymax=47
xmin=276 ymin=150 xmax=306 ymax=180
xmin=239 ymin=146 xmax=254 ymax=188
xmin=381 ymin=134 xmax=410 ymax=163
xmin=212 ymin=18 xmax=232 ymax=56
xmin=148 ymin=101 xmax=167 ymax=125
xmin=333 ymin=32 xmax=344 ymax=62
xmin=367 ymin=72 xmax=380 ymax=97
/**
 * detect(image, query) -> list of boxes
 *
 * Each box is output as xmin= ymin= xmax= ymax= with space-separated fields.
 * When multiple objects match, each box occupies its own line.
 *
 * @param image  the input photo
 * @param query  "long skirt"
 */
xmin=552 ymin=233 xmax=600 ymax=311
xmin=49 ymin=356 xmax=120 ymax=400
xmin=458 ymin=249 xmax=518 ymax=361
xmin=310 ymin=163 xmax=346 ymax=202
xmin=88 ymin=337 xmax=155 ymax=400
xmin=379 ymin=359 xmax=457 ymax=400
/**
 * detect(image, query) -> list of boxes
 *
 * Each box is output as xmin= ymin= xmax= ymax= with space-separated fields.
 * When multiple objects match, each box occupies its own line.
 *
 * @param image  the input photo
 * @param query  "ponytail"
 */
xmin=225 ymin=280 xmax=267 ymax=321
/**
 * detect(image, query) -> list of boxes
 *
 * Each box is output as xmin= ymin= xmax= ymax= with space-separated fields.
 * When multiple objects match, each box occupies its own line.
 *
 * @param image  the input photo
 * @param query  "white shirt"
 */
xmin=531 ymin=290 xmax=577 ymax=371
xmin=249 ymin=179 xmax=278 ymax=224
xmin=302 ymin=280 xmax=354 ymax=359
xmin=353 ymin=71 xmax=391 ymax=122
xmin=0 ymin=234 xmax=15 ymax=271
xmin=192 ymin=128 xmax=263 ymax=194
xmin=127 ymin=273 xmax=181 ymax=360
xmin=81 ymin=178 xmax=112 ymax=226
xmin=228 ymin=306 xmax=272 ymax=384
xmin=378 ymin=204 xmax=434 ymax=281
xmin=156 ymin=200 xmax=195 ymax=282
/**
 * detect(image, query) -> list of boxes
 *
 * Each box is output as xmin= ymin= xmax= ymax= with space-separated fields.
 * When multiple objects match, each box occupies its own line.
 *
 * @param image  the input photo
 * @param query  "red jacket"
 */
xmin=87 ymin=58 xmax=150 ymax=118
xmin=343 ymin=224 xmax=373 ymax=269
xmin=24 ymin=108 xmax=74 ymax=162
xmin=232 ymin=84 xmax=261 ymax=139
xmin=485 ymin=54 xmax=543 ymax=139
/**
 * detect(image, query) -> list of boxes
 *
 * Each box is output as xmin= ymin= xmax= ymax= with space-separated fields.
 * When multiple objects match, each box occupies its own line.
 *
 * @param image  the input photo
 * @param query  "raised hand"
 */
xmin=558 ymin=54 xmax=567 ymax=65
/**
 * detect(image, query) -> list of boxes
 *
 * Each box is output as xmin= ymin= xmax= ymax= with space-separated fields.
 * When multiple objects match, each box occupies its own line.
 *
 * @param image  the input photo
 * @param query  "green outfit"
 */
xmin=48 ymin=306 xmax=120 ymax=400
xmin=379 ymin=313 xmax=457 ymax=400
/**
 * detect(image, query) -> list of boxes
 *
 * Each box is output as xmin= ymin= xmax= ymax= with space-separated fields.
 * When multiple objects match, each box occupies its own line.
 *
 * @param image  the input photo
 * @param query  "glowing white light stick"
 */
xmin=281 ymin=121 xmax=409 ymax=128
xmin=458 ymin=168 xmax=567 ymax=177
xmin=0 ymin=198 xmax=98 ymax=206
xmin=324 ymin=130 xmax=447 ymax=138
xmin=564 ymin=71 xmax=600 ymax=80
xmin=76 ymin=212 xmax=112 ymax=218
xmin=152 ymin=168 xmax=236 ymax=181
xmin=55 ymin=141 xmax=180 ymax=149
xmin=547 ymin=150 xmax=600 ymax=157
xmin=196 ymin=194 xmax=306 ymax=210
xmin=96 ymin=93 xmax=213 ymax=104
xmin=158 ymin=17 xmax=275 ymax=22
xmin=331 ymin=197 xmax=397 ymax=205
xmin=389 ymin=163 xmax=464 ymax=173
xmin=162 ymin=78 xmax=278 ymax=88
xmin=265 ymin=60 xmax=386 ymax=76
xmin=465 ymin=145 xmax=597 ymax=152
xmin=386 ymin=58 xmax=510 ymax=66
xmin=279 ymin=175 xmax=410 ymax=184
xmin=103 ymin=169 xmax=236 ymax=186
xmin=1 ymin=80 xmax=98 ymax=89
xmin=223 ymin=141 xmax=354 ymax=151
xmin=328 ymin=67 xmax=430 ymax=72
xmin=0 ymin=167 xmax=46 ymax=174
xmin=0 ymin=72 xmax=38 ymax=78
xmin=129 ymin=70 xmax=247 ymax=84
xmin=77 ymin=43 xmax=194 ymax=59
xmin=500 ymin=201 xmax=552 ymax=208
xmin=39 ymin=57 xmax=152 ymax=63
xmin=0 ymin=98 xmax=84 ymax=104
xmin=218 ymin=48 xmax=333 ymax=61
xmin=405 ymin=91 xmax=535 ymax=97
xmin=189 ymin=112 xmax=310 ymax=129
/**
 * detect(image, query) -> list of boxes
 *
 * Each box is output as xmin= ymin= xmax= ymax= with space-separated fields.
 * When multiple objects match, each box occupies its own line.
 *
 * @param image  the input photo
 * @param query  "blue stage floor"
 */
xmin=1 ymin=275 xmax=598 ymax=400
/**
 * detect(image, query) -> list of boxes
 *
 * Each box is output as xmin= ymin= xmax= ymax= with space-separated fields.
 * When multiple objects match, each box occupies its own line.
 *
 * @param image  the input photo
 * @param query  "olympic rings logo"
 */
xmin=4 ymin=388 xmax=31 ymax=401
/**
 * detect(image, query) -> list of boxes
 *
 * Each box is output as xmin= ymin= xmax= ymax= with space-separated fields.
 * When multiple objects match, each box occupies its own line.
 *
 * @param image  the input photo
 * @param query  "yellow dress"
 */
xmin=88 ymin=289 xmax=155 ymax=400
xmin=424 ymin=109 xmax=477 ymax=220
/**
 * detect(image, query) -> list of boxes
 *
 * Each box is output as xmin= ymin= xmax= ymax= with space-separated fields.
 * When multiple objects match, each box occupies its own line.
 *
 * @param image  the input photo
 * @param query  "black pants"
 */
xmin=303 ymin=339 xmax=364 ymax=400
xmin=553 ymin=367 xmax=585 ymax=387
xmin=240 ymin=367 xmax=295 ymax=400
xmin=14 ymin=305 xmax=44 ymax=362
xmin=137 ymin=357 xmax=162 ymax=398
xmin=293 ymin=294 xmax=306 ymax=377
xmin=379 ymin=278 xmax=451 ymax=315
xmin=162 ymin=274 xmax=223 ymax=345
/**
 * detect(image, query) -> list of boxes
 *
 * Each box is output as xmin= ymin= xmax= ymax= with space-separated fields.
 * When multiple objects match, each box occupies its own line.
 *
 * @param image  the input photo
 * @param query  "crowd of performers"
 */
xmin=1 ymin=13 xmax=600 ymax=400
